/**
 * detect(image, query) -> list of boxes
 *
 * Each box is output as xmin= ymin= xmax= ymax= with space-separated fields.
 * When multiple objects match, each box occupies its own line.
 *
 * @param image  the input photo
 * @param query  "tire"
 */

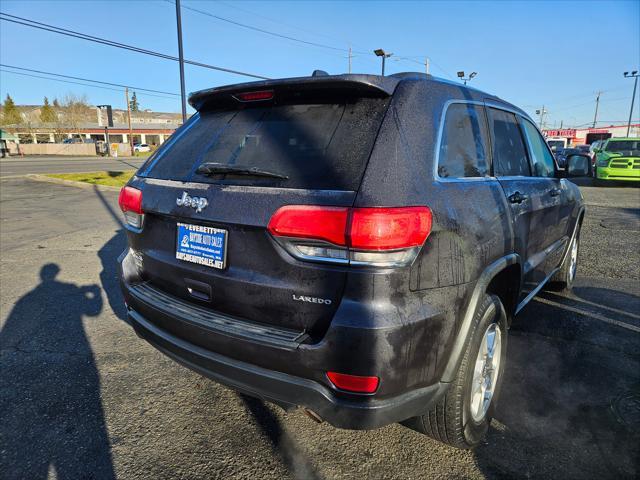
xmin=593 ymin=168 xmax=607 ymax=187
xmin=403 ymin=294 xmax=508 ymax=449
xmin=547 ymin=225 xmax=580 ymax=292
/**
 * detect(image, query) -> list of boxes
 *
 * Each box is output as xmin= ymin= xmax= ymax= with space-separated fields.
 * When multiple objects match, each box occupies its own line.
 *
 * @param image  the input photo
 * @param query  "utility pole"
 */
xmin=175 ymin=0 xmax=187 ymax=123
xmin=125 ymin=87 xmax=134 ymax=156
xmin=592 ymin=91 xmax=601 ymax=128
xmin=425 ymin=57 xmax=430 ymax=75
xmin=348 ymin=45 xmax=352 ymax=74
xmin=623 ymin=70 xmax=639 ymax=136
xmin=536 ymin=106 xmax=547 ymax=129
xmin=560 ymin=119 xmax=563 ymax=129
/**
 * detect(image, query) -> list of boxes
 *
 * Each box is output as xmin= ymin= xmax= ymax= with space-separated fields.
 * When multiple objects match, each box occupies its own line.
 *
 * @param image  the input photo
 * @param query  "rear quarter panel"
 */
xmin=347 ymin=80 xmax=515 ymax=390
xmin=355 ymin=79 xmax=515 ymax=288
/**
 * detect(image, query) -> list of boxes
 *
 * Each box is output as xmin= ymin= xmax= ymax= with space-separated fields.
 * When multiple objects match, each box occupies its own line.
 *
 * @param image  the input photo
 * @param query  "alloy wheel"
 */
xmin=470 ymin=323 xmax=502 ymax=422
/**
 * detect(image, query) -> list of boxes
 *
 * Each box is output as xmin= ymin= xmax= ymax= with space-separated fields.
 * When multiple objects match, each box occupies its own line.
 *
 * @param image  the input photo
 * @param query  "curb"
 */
xmin=26 ymin=174 xmax=122 ymax=192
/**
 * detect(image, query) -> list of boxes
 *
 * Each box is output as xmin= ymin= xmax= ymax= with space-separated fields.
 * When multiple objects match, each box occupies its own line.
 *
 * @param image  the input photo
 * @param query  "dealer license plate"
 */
xmin=176 ymin=222 xmax=227 ymax=269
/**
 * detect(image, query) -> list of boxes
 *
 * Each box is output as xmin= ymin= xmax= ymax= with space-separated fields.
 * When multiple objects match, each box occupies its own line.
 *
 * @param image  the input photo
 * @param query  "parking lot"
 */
xmin=0 ymin=176 xmax=638 ymax=479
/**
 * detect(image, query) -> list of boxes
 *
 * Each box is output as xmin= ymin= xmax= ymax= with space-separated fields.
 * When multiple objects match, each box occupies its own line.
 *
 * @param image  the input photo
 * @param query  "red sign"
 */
xmin=544 ymin=129 xmax=576 ymax=137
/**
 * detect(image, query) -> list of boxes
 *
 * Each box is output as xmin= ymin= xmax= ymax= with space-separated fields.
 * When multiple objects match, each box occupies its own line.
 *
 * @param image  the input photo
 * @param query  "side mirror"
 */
xmin=566 ymin=155 xmax=590 ymax=177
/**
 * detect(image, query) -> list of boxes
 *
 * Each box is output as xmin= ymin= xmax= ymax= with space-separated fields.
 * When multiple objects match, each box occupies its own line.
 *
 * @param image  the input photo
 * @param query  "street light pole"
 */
xmin=623 ymin=70 xmax=639 ymax=137
xmin=457 ymin=71 xmax=477 ymax=86
xmin=175 ymin=0 xmax=187 ymax=123
xmin=374 ymin=49 xmax=392 ymax=76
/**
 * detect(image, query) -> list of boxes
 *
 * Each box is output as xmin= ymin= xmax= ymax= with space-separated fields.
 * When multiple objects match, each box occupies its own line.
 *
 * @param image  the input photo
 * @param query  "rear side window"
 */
xmin=437 ymin=103 xmax=490 ymax=178
xmin=487 ymin=108 xmax=530 ymax=176
xmin=520 ymin=118 xmax=555 ymax=177
xmin=141 ymin=98 xmax=389 ymax=190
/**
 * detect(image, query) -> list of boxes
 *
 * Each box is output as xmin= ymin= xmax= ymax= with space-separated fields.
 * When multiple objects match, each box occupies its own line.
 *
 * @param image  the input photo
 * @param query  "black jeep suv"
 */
xmin=118 ymin=73 xmax=587 ymax=449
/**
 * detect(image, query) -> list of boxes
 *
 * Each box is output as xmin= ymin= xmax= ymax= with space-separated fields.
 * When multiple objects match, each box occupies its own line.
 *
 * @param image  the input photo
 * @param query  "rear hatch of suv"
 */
xmin=125 ymin=77 xmax=394 ymax=339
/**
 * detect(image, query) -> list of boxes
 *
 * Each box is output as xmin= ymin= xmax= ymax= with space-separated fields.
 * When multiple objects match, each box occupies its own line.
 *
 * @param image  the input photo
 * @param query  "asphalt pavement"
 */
xmin=0 ymin=177 xmax=638 ymax=479
xmin=0 ymin=156 xmax=146 ymax=177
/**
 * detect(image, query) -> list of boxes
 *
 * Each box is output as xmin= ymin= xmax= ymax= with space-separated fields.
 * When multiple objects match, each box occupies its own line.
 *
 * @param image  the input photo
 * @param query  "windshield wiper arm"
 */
xmin=196 ymin=163 xmax=289 ymax=180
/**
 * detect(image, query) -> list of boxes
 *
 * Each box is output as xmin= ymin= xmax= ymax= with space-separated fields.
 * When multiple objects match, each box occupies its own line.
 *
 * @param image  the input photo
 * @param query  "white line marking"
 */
xmin=533 ymin=297 xmax=640 ymax=333
xmin=543 ymin=290 xmax=640 ymax=320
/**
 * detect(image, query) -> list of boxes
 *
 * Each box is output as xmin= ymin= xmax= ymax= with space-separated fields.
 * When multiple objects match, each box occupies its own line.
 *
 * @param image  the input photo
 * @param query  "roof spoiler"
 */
xmin=188 ymin=74 xmax=400 ymax=111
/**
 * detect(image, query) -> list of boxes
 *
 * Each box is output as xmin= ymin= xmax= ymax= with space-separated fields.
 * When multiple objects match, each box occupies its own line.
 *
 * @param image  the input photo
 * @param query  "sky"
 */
xmin=0 ymin=0 xmax=638 ymax=128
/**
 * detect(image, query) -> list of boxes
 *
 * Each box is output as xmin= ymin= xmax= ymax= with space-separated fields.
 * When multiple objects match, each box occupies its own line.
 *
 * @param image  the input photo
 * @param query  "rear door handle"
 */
xmin=549 ymin=188 xmax=561 ymax=197
xmin=508 ymin=191 xmax=528 ymax=204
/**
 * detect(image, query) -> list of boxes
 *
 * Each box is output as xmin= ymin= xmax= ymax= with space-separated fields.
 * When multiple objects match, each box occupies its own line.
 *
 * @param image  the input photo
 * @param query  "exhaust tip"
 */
xmin=302 ymin=408 xmax=323 ymax=424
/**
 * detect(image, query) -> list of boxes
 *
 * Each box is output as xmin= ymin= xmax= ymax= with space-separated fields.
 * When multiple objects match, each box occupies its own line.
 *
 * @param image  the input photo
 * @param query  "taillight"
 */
xmin=326 ymin=372 xmax=379 ymax=394
xmin=118 ymin=186 xmax=144 ymax=229
xmin=267 ymin=206 xmax=348 ymax=246
xmin=267 ymin=205 xmax=432 ymax=267
xmin=349 ymin=207 xmax=432 ymax=250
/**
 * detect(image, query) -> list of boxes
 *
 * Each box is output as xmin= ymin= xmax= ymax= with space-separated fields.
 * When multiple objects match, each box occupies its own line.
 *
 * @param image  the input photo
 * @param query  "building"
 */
xmin=2 ymin=121 xmax=180 ymax=146
xmin=543 ymin=123 xmax=640 ymax=145
xmin=0 ymin=128 xmax=19 ymax=157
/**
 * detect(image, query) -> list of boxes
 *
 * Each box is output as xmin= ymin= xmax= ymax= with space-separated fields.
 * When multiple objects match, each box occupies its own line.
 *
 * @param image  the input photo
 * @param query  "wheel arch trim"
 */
xmin=441 ymin=253 xmax=519 ymax=383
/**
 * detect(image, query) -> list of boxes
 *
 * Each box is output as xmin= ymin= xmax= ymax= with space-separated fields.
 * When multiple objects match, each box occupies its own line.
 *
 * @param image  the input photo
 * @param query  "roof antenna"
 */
xmin=312 ymin=70 xmax=329 ymax=77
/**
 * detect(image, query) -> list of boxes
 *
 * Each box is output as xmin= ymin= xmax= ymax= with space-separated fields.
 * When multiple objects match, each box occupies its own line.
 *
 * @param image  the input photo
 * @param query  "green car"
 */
xmin=593 ymin=138 xmax=640 ymax=185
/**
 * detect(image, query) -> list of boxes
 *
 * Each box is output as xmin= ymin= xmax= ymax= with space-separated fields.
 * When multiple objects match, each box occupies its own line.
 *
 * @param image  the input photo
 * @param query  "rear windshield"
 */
xmin=140 ymin=98 xmax=389 ymax=190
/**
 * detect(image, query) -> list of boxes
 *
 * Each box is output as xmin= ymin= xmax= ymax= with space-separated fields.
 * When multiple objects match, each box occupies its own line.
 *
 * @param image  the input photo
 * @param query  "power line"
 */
xmin=0 ymin=64 xmax=179 ymax=96
xmin=216 ymin=0 xmax=351 ymax=45
xmin=0 ymin=12 xmax=270 ymax=80
xmin=173 ymin=1 xmax=372 ymax=63
xmin=1 ymin=9 xmax=451 ymax=81
xmin=521 ymin=85 xmax=631 ymax=111
xmin=389 ymin=55 xmax=454 ymax=79
xmin=169 ymin=0 xmax=359 ymax=54
xmin=168 ymin=1 xmax=454 ymax=76
xmin=545 ymin=96 xmax=631 ymax=115
xmin=0 ymin=69 xmax=178 ymax=99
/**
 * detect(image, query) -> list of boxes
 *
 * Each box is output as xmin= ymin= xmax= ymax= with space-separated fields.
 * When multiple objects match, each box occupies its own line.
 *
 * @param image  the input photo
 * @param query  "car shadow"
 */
xmin=239 ymin=394 xmax=322 ymax=480
xmin=0 ymin=264 xmax=116 ymax=479
xmin=474 ymin=283 xmax=640 ymax=479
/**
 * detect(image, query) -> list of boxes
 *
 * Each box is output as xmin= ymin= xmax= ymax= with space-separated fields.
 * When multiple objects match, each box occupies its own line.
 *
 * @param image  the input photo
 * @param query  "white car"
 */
xmin=134 ymin=143 xmax=151 ymax=153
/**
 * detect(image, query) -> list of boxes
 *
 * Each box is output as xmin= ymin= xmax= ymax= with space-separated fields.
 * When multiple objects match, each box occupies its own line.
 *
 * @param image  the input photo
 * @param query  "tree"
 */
xmin=1 ymin=94 xmax=22 ymax=125
xmin=40 ymin=96 xmax=57 ymax=123
xmin=130 ymin=91 xmax=139 ymax=112
xmin=52 ymin=98 xmax=60 ymax=108
xmin=60 ymin=94 xmax=92 ymax=137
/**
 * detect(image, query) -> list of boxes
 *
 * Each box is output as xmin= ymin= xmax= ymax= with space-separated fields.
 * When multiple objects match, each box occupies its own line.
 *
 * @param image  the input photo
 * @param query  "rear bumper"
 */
xmin=126 ymin=307 xmax=448 ymax=429
xmin=119 ymin=249 xmax=452 ymax=430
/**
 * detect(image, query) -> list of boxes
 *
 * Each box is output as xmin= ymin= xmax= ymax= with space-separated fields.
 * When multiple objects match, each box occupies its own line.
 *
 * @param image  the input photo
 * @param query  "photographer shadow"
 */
xmin=0 ymin=264 xmax=115 ymax=479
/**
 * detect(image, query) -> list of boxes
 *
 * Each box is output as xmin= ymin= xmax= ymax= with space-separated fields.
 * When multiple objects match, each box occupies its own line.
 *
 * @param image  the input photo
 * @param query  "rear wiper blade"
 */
xmin=196 ymin=163 xmax=289 ymax=180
